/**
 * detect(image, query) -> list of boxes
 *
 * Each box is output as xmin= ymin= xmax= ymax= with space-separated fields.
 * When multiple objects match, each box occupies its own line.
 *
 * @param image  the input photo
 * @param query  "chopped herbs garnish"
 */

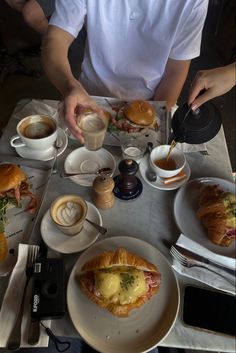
xmin=120 ymin=272 xmax=135 ymax=291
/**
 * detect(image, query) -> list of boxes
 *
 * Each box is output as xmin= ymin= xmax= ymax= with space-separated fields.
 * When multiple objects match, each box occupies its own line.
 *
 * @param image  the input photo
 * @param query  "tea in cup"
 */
xmin=150 ymin=144 xmax=186 ymax=178
xmin=10 ymin=115 xmax=57 ymax=151
xmin=50 ymin=195 xmax=87 ymax=236
xmin=77 ymin=111 xmax=107 ymax=151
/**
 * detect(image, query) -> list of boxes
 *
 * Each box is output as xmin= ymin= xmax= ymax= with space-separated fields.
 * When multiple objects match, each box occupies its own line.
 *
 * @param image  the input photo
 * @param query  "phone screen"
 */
xmin=183 ymin=286 xmax=236 ymax=336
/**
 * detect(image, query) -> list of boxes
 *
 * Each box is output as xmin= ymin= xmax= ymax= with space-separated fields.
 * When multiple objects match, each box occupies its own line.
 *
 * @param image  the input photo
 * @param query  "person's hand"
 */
xmin=59 ymin=83 xmax=105 ymax=142
xmin=188 ymin=64 xmax=236 ymax=110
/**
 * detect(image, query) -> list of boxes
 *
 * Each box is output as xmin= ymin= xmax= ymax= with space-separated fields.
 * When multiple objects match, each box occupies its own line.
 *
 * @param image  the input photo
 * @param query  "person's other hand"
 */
xmin=188 ymin=64 xmax=236 ymax=110
xmin=60 ymin=84 xmax=104 ymax=142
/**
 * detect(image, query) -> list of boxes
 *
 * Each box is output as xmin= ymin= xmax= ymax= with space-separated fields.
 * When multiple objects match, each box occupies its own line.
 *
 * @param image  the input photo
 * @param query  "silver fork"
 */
xmin=7 ymin=245 xmax=40 ymax=350
xmin=170 ymin=246 xmax=235 ymax=286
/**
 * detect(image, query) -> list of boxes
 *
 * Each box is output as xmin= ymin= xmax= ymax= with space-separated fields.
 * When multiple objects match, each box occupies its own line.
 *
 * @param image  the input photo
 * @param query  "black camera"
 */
xmin=31 ymin=258 xmax=65 ymax=320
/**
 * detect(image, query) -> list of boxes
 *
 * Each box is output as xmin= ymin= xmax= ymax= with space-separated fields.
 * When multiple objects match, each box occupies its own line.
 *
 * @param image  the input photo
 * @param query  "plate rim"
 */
xmin=67 ymin=235 xmax=180 ymax=353
xmin=40 ymin=201 xmax=102 ymax=254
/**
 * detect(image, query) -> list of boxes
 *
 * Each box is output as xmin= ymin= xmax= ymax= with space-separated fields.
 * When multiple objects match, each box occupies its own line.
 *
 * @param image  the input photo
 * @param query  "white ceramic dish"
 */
xmin=14 ymin=127 xmax=68 ymax=161
xmin=64 ymin=147 xmax=116 ymax=187
xmin=40 ymin=201 xmax=102 ymax=254
xmin=67 ymin=236 xmax=180 ymax=353
xmin=174 ymin=177 xmax=236 ymax=258
xmin=139 ymin=155 xmax=191 ymax=191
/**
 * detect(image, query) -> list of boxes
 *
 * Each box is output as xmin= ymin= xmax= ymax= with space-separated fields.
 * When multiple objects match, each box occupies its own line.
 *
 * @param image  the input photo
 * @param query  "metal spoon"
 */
xmin=145 ymin=142 xmax=157 ymax=182
xmin=85 ymin=218 xmax=107 ymax=235
xmin=60 ymin=167 xmax=112 ymax=178
xmin=52 ymin=138 xmax=63 ymax=174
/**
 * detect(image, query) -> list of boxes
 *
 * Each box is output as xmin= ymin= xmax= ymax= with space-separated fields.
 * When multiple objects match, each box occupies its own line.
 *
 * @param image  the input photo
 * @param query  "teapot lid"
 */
xmin=171 ymin=102 xmax=222 ymax=144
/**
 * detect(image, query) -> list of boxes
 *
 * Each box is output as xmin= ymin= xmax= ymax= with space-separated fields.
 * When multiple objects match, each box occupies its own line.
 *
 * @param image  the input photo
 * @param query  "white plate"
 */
xmin=174 ymin=177 xmax=236 ymax=258
xmin=67 ymin=236 xmax=180 ymax=353
xmin=64 ymin=147 xmax=116 ymax=187
xmin=14 ymin=127 xmax=68 ymax=161
xmin=139 ymin=156 xmax=191 ymax=191
xmin=40 ymin=202 xmax=102 ymax=254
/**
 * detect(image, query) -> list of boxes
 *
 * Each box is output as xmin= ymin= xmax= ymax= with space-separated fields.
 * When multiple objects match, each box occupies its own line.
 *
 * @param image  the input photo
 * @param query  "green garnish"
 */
xmin=0 ymin=197 xmax=19 ymax=233
xmin=120 ymin=272 xmax=135 ymax=291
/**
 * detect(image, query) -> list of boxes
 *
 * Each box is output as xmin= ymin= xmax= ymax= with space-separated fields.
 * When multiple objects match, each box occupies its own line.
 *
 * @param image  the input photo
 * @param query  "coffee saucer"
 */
xmin=14 ymin=127 xmax=68 ymax=161
xmin=139 ymin=156 xmax=191 ymax=191
xmin=64 ymin=147 xmax=116 ymax=187
xmin=40 ymin=201 xmax=102 ymax=254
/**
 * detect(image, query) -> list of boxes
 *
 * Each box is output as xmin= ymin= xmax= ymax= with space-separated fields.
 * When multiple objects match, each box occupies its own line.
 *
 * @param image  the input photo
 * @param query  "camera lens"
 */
xmin=42 ymin=281 xmax=58 ymax=298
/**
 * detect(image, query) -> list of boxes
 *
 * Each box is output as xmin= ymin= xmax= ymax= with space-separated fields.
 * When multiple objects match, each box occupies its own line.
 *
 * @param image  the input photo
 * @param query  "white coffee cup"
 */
xmin=150 ymin=144 xmax=186 ymax=178
xmin=10 ymin=115 xmax=58 ymax=151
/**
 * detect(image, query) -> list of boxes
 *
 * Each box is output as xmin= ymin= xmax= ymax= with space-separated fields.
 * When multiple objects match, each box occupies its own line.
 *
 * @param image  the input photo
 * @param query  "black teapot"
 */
xmin=171 ymin=101 xmax=222 ymax=144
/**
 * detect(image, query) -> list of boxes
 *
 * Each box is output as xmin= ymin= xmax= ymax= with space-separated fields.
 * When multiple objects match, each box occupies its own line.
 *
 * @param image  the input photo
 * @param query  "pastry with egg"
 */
xmin=79 ymin=248 xmax=161 ymax=317
xmin=197 ymin=184 xmax=236 ymax=246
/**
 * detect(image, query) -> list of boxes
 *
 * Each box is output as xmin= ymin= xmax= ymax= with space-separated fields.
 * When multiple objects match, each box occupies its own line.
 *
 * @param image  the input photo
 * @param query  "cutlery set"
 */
xmin=7 ymin=245 xmax=40 ymax=350
xmin=170 ymin=244 xmax=235 ymax=286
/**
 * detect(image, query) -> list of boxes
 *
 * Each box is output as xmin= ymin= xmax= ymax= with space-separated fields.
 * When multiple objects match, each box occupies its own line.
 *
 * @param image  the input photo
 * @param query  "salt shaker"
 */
xmin=92 ymin=175 xmax=115 ymax=209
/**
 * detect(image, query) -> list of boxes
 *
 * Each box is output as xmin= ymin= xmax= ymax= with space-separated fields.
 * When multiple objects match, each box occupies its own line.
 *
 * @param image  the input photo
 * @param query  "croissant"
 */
xmin=196 ymin=185 xmax=236 ymax=246
xmin=78 ymin=248 xmax=161 ymax=317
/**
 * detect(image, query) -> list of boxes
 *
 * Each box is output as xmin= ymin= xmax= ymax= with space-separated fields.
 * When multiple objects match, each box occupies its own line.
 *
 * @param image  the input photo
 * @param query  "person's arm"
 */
xmin=41 ymin=25 xmax=103 ymax=141
xmin=154 ymin=58 xmax=191 ymax=111
xmin=188 ymin=63 xmax=236 ymax=110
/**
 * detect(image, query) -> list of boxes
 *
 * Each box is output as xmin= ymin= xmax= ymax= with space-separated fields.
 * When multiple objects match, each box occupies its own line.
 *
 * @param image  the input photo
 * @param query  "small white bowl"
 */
xmin=150 ymin=145 xmax=186 ymax=178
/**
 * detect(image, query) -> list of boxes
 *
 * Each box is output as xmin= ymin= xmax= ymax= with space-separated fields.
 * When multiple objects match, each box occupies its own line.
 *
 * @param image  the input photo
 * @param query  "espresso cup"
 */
xmin=50 ymin=195 xmax=88 ymax=236
xmin=10 ymin=115 xmax=58 ymax=151
xmin=77 ymin=111 xmax=107 ymax=151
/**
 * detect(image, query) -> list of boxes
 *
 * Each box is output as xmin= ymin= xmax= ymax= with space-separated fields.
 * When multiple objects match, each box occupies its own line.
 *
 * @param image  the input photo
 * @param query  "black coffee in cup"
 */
xmin=19 ymin=116 xmax=56 ymax=139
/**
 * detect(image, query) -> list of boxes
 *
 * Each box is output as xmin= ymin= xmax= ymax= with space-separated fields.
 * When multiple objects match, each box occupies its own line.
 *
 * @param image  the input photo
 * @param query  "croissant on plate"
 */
xmin=78 ymin=248 xmax=161 ymax=317
xmin=196 ymin=184 xmax=236 ymax=246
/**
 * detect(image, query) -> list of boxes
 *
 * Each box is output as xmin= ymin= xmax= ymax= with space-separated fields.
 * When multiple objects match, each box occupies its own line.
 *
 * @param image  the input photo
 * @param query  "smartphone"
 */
xmin=183 ymin=285 xmax=236 ymax=336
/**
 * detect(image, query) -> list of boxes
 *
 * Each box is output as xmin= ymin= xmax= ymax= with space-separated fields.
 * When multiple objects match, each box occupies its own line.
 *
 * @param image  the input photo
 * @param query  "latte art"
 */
xmin=56 ymin=201 xmax=83 ymax=226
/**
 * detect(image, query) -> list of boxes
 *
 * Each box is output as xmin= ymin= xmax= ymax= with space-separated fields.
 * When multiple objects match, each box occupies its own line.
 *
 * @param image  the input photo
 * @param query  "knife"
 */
xmin=173 ymin=244 xmax=236 ymax=278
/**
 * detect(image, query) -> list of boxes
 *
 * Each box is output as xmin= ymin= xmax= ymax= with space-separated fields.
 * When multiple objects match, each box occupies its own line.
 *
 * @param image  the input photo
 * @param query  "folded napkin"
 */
xmin=0 ymin=244 xmax=50 ymax=348
xmin=172 ymin=234 xmax=236 ymax=295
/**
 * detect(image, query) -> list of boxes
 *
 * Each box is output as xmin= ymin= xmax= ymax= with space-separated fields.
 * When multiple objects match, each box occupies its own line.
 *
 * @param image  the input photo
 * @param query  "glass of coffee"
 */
xmin=77 ymin=111 xmax=107 ymax=151
xmin=10 ymin=115 xmax=57 ymax=151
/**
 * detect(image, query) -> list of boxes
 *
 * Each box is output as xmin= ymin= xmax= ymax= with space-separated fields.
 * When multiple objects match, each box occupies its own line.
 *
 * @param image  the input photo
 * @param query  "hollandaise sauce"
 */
xmin=95 ymin=267 xmax=147 ymax=305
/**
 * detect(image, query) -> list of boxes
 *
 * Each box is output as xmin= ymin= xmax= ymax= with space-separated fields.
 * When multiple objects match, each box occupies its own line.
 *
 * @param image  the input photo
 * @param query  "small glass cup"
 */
xmin=77 ymin=111 xmax=107 ymax=151
xmin=121 ymin=139 xmax=146 ymax=163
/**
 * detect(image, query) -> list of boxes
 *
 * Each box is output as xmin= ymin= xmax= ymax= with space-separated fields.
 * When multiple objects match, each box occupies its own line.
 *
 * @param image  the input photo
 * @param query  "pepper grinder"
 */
xmin=92 ymin=175 xmax=115 ymax=209
xmin=113 ymin=159 xmax=143 ymax=200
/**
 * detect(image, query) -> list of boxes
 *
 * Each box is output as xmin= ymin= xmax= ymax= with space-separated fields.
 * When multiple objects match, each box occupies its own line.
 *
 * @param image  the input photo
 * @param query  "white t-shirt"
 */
xmin=50 ymin=0 xmax=209 ymax=99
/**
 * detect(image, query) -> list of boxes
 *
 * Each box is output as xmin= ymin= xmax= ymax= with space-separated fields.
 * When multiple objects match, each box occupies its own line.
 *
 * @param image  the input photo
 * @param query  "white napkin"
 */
xmin=172 ymin=234 xmax=236 ymax=295
xmin=0 ymin=244 xmax=50 ymax=348
xmin=13 ymin=99 xmax=59 ymax=122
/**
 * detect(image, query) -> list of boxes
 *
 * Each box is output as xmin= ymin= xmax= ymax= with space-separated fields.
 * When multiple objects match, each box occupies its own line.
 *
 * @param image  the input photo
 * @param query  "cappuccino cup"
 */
xmin=10 ymin=115 xmax=57 ymax=151
xmin=50 ymin=195 xmax=87 ymax=236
